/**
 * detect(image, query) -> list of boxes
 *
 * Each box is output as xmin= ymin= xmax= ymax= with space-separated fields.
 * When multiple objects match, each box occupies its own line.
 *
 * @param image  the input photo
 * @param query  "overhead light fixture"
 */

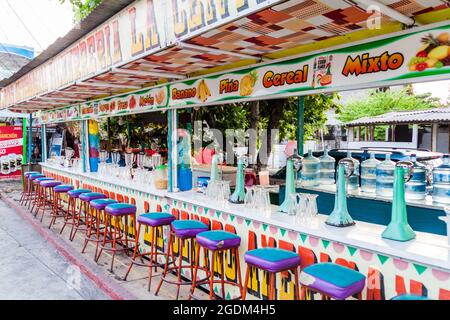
xmin=176 ymin=41 xmax=261 ymax=61
xmin=76 ymin=81 xmax=142 ymax=89
xmin=354 ymin=0 xmax=417 ymax=26
xmin=112 ymin=67 xmax=186 ymax=80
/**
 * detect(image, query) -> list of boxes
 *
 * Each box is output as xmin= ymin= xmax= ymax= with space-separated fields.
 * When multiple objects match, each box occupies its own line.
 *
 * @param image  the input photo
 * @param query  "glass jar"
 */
xmin=405 ymin=153 xmax=427 ymax=200
xmin=301 ymin=150 xmax=320 ymax=187
xmin=361 ymin=153 xmax=380 ymax=193
xmin=319 ymin=147 xmax=335 ymax=185
xmin=376 ymin=153 xmax=395 ymax=198
xmin=433 ymin=154 xmax=450 ymax=204
xmin=154 ymin=164 xmax=168 ymax=190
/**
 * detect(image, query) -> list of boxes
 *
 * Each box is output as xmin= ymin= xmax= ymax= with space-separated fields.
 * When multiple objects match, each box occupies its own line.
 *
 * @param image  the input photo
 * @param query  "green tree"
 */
xmin=59 ymin=0 xmax=102 ymax=22
xmin=339 ymin=88 xmax=441 ymax=123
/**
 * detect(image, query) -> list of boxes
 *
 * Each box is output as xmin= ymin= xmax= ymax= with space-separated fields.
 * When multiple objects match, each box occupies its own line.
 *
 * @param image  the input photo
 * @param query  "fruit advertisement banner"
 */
xmin=169 ymin=23 xmax=450 ymax=107
xmin=79 ymin=85 xmax=168 ymax=120
xmin=0 ymin=126 xmax=23 ymax=179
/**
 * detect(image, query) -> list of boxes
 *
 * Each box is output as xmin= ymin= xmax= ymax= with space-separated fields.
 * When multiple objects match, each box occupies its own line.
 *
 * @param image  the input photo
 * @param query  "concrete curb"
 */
xmin=0 ymin=191 xmax=137 ymax=300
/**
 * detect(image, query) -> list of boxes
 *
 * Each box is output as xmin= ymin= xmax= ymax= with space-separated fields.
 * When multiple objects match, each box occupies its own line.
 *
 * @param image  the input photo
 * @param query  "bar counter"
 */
xmin=40 ymin=163 xmax=450 ymax=300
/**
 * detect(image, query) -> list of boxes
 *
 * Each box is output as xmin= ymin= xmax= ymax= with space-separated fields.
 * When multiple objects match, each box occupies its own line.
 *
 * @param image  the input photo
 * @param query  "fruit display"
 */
xmin=155 ymin=89 xmax=166 ymax=105
xmin=129 ymin=96 xmax=137 ymax=109
xmin=408 ymin=32 xmax=450 ymax=71
xmin=239 ymin=71 xmax=258 ymax=96
xmin=197 ymin=80 xmax=211 ymax=102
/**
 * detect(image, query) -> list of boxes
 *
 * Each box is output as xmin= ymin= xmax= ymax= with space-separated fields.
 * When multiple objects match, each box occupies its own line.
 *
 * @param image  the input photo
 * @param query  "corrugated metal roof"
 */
xmin=0 ymin=0 xmax=135 ymax=88
xmin=346 ymin=108 xmax=450 ymax=126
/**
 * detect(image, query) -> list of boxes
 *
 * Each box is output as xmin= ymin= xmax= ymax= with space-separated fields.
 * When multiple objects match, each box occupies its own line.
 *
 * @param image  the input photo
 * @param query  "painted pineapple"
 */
xmin=240 ymin=71 xmax=258 ymax=96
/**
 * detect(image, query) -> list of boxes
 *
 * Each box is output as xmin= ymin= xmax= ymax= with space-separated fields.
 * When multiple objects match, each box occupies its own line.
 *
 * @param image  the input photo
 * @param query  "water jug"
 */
xmin=319 ymin=147 xmax=335 ymax=185
xmin=344 ymin=151 xmax=359 ymax=191
xmin=361 ymin=153 xmax=380 ymax=193
xmin=433 ymin=154 xmax=450 ymax=204
xmin=301 ymin=150 xmax=320 ymax=187
xmin=405 ymin=153 xmax=427 ymax=200
xmin=376 ymin=153 xmax=395 ymax=198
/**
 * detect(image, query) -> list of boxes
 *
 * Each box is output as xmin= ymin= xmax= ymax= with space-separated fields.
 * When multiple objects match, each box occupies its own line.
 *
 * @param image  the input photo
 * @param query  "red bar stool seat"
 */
xmin=155 ymin=219 xmax=209 ymax=299
xmin=81 ymin=198 xmax=118 ymax=259
xmin=60 ymin=188 xmax=92 ymax=240
xmin=190 ymin=230 xmax=243 ymax=300
xmin=243 ymin=248 xmax=301 ymax=300
xmin=123 ymin=212 xmax=176 ymax=291
xmin=48 ymin=185 xmax=74 ymax=229
xmin=96 ymin=203 xmax=137 ymax=273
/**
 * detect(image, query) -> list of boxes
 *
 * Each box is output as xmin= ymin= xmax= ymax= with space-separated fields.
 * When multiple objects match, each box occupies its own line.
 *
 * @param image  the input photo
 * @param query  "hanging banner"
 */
xmin=0 ymin=126 xmax=23 ymax=180
xmin=77 ymin=85 xmax=168 ymax=121
xmin=169 ymin=23 xmax=450 ymax=107
xmin=0 ymin=0 xmax=280 ymax=109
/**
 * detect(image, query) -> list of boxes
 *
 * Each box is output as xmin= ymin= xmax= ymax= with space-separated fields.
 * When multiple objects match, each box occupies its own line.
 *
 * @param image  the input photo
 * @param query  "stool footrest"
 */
xmin=160 ymin=265 xmax=210 ymax=286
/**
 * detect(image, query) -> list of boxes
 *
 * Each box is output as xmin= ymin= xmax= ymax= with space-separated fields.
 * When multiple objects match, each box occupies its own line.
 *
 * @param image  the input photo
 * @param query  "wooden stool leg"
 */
xmin=294 ymin=268 xmax=300 ymax=300
xmin=189 ymin=243 xmax=201 ymax=300
xmin=175 ymin=237 xmax=184 ymax=300
xmin=234 ymin=248 xmax=244 ymax=299
xmin=242 ymin=265 xmax=250 ymax=300
xmin=147 ymin=225 xmax=157 ymax=291
xmin=154 ymin=231 xmax=173 ymax=296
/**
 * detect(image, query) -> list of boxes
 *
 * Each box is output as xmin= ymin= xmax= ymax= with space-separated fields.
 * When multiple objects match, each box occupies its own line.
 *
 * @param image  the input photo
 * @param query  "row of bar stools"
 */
xmin=96 ymin=203 xmax=137 ymax=273
xmin=19 ymin=171 xmax=40 ymax=205
xmin=49 ymin=184 xmax=74 ymax=229
xmin=155 ymin=220 xmax=209 ymax=300
xmin=243 ymin=247 xmax=301 ymax=300
xmin=123 ymin=212 xmax=176 ymax=291
xmin=23 ymin=173 xmax=45 ymax=209
xmin=60 ymin=188 xmax=92 ymax=240
xmin=190 ymin=230 xmax=243 ymax=300
xmin=82 ymin=198 xmax=118 ymax=259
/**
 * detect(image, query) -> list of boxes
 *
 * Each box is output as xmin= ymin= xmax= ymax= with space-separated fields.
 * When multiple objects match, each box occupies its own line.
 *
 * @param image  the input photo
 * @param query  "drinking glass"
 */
xmin=244 ymin=186 xmax=255 ymax=209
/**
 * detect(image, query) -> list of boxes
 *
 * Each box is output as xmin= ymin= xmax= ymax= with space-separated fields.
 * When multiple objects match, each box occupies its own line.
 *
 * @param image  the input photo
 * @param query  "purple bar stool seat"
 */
xmin=299 ymin=262 xmax=366 ymax=300
xmin=54 ymin=185 xmax=74 ymax=193
xmin=155 ymin=219 xmax=209 ymax=299
xmin=391 ymin=294 xmax=432 ymax=300
xmin=79 ymin=192 xmax=107 ymax=202
xmin=68 ymin=189 xmax=92 ymax=198
xmin=96 ymin=203 xmax=137 ymax=273
xmin=124 ymin=212 xmax=176 ymax=290
xmin=243 ymin=248 xmax=301 ymax=300
xmin=190 ymin=230 xmax=243 ymax=300
xmin=81 ymin=198 xmax=117 ymax=259
xmin=40 ymin=180 xmax=62 ymax=188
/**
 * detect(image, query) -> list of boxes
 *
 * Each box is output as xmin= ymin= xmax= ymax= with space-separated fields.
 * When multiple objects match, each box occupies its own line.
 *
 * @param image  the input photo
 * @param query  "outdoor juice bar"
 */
xmin=1 ymin=0 xmax=449 ymax=300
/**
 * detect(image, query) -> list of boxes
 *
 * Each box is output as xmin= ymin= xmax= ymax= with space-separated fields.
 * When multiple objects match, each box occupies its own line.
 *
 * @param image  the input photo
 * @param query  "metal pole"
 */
xmin=297 ymin=96 xmax=305 ymax=155
xmin=27 ymin=114 xmax=32 ymax=163
xmin=41 ymin=124 xmax=47 ymax=162
xmin=167 ymin=109 xmax=173 ymax=192
xmin=22 ymin=117 xmax=27 ymax=165
xmin=81 ymin=120 xmax=88 ymax=173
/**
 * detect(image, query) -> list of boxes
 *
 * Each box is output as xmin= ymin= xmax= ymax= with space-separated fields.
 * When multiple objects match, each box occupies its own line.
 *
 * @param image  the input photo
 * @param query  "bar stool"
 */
xmin=35 ymin=180 xmax=62 ymax=222
xmin=243 ymin=247 xmax=301 ymax=300
xmin=81 ymin=198 xmax=118 ymax=259
xmin=299 ymin=262 xmax=366 ymax=300
xmin=155 ymin=219 xmax=209 ymax=299
xmin=123 ymin=212 xmax=176 ymax=290
xmin=73 ymin=192 xmax=107 ymax=241
xmin=31 ymin=177 xmax=56 ymax=215
xmin=60 ymin=188 xmax=92 ymax=240
xmin=96 ymin=203 xmax=137 ymax=273
xmin=48 ymin=184 xmax=74 ymax=229
xmin=190 ymin=230 xmax=243 ymax=300
xmin=26 ymin=174 xmax=46 ymax=210
xmin=391 ymin=294 xmax=432 ymax=300
xmin=19 ymin=171 xmax=40 ymax=205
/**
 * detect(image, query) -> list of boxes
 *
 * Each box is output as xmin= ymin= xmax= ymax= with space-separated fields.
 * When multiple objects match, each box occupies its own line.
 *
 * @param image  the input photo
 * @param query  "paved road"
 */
xmin=0 ymin=185 xmax=109 ymax=300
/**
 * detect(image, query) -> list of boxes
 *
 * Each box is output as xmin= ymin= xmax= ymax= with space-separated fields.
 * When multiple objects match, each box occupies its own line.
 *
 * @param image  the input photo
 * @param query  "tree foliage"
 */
xmin=59 ymin=0 xmax=102 ymax=22
xmin=338 ymin=87 xmax=442 ymax=123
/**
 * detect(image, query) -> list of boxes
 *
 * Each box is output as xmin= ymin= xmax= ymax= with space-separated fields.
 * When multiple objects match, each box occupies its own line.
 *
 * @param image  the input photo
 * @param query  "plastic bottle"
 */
xmin=344 ymin=151 xmax=359 ymax=191
xmin=405 ymin=153 xmax=427 ymax=200
xmin=376 ymin=153 xmax=395 ymax=198
xmin=361 ymin=153 xmax=380 ymax=193
xmin=301 ymin=149 xmax=320 ymax=187
xmin=432 ymin=154 xmax=450 ymax=204
xmin=319 ymin=147 xmax=335 ymax=185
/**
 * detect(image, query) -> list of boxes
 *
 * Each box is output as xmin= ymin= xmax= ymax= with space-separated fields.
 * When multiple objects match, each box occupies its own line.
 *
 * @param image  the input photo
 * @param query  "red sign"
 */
xmin=0 ymin=126 xmax=23 ymax=179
